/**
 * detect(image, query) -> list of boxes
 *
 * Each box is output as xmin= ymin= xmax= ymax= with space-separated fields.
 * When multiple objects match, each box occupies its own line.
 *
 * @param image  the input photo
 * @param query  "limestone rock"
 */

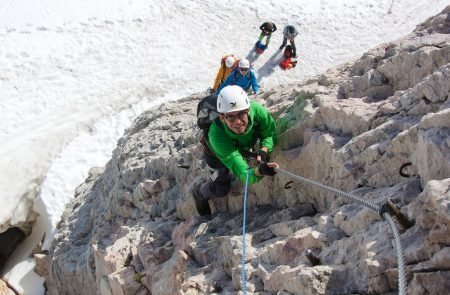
xmin=34 ymin=253 xmax=50 ymax=277
xmin=0 ymin=279 xmax=15 ymax=295
xmin=145 ymin=250 xmax=188 ymax=295
xmin=408 ymin=271 xmax=450 ymax=295
xmin=46 ymin=7 xmax=450 ymax=295
xmin=108 ymin=266 xmax=146 ymax=295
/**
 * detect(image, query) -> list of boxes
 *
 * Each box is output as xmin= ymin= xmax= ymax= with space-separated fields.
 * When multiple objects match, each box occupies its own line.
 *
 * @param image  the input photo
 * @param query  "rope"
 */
xmin=274 ymin=167 xmax=407 ymax=295
xmin=241 ymin=169 xmax=250 ymax=294
xmin=383 ymin=213 xmax=407 ymax=295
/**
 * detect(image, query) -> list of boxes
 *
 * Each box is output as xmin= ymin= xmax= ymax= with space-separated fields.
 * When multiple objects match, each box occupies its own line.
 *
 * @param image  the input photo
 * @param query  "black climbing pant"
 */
xmin=195 ymin=153 xmax=232 ymax=201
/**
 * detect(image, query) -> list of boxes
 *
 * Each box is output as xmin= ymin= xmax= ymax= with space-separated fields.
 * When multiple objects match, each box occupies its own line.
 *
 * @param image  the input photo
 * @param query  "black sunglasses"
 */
xmin=239 ymin=67 xmax=249 ymax=72
xmin=224 ymin=110 xmax=249 ymax=122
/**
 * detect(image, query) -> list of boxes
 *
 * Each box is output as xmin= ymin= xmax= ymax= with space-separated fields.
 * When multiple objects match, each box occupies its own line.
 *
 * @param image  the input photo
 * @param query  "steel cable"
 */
xmin=383 ymin=213 xmax=407 ymax=295
xmin=275 ymin=167 xmax=379 ymax=211
xmin=275 ymin=167 xmax=407 ymax=295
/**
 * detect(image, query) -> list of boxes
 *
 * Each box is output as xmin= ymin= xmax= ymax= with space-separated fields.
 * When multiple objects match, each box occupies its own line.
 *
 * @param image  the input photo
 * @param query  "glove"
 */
xmin=257 ymin=150 xmax=267 ymax=163
xmin=258 ymin=162 xmax=276 ymax=176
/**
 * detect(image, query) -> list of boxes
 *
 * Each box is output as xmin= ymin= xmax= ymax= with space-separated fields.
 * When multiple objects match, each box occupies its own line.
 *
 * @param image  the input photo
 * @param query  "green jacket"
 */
xmin=208 ymin=101 xmax=276 ymax=184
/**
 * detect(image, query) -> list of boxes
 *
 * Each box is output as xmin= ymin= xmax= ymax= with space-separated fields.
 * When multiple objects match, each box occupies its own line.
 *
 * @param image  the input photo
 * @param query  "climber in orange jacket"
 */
xmin=279 ymin=45 xmax=298 ymax=70
xmin=212 ymin=55 xmax=238 ymax=93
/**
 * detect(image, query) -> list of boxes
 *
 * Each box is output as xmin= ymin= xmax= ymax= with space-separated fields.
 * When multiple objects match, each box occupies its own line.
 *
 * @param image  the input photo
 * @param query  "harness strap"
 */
xmin=200 ymin=135 xmax=215 ymax=157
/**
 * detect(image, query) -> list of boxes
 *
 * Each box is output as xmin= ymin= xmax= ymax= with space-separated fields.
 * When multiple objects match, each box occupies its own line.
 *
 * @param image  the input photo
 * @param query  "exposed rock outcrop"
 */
xmin=0 ymin=279 xmax=16 ymax=295
xmin=46 ymin=7 xmax=450 ymax=295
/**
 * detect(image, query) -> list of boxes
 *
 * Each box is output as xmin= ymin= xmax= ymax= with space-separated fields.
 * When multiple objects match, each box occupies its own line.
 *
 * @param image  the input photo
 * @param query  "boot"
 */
xmin=192 ymin=182 xmax=211 ymax=216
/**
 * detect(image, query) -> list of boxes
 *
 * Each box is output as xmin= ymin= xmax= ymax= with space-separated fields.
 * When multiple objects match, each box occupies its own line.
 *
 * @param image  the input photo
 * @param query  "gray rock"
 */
xmin=46 ymin=7 xmax=450 ymax=295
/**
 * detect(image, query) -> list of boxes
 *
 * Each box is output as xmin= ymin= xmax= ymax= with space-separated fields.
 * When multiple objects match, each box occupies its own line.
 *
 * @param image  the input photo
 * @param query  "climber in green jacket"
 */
xmin=193 ymin=85 xmax=279 ymax=216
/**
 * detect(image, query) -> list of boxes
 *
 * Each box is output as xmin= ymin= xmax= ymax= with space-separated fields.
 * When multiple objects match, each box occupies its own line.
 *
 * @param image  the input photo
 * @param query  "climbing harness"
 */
xmin=274 ymin=167 xmax=408 ymax=295
xmin=241 ymin=169 xmax=250 ymax=294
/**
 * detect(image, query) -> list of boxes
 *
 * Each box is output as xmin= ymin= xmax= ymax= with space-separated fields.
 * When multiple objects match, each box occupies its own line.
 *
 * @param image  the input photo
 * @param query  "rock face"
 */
xmin=0 ymin=279 xmax=16 ymax=295
xmin=46 ymin=7 xmax=450 ymax=295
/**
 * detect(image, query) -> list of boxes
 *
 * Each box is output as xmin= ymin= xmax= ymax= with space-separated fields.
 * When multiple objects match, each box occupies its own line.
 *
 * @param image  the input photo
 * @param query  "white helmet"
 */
xmin=217 ymin=85 xmax=250 ymax=113
xmin=225 ymin=56 xmax=236 ymax=68
xmin=238 ymin=58 xmax=250 ymax=69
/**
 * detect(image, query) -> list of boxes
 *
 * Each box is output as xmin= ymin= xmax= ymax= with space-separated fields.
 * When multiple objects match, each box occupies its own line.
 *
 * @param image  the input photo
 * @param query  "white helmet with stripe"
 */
xmin=217 ymin=85 xmax=250 ymax=113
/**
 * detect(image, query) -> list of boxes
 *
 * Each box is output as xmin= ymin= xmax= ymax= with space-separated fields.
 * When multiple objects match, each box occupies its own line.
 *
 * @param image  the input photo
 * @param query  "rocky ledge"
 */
xmin=45 ymin=7 xmax=450 ymax=295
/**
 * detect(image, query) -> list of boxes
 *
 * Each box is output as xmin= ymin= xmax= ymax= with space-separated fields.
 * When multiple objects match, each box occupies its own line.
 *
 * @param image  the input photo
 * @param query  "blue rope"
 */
xmin=241 ymin=169 xmax=250 ymax=294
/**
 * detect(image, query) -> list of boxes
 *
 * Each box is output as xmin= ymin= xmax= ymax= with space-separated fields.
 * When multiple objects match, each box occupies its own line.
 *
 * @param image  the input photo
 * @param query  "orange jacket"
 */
xmin=280 ymin=57 xmax=297 ymax=70
xmin=213 ymin=55 xmax=238 ymax=92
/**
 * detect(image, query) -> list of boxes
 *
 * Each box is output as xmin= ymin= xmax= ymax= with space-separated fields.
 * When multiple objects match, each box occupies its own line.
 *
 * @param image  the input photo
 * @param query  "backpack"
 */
xmin=197 ymin=94 xmax=219 ymax=137
xmin=280 ymin=57 xmax=297 ymax=70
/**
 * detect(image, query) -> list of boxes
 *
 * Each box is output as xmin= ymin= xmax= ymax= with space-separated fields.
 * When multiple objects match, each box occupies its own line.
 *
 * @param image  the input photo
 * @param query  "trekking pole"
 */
xmin=274 ymin=167 xmax=407 ymax=295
